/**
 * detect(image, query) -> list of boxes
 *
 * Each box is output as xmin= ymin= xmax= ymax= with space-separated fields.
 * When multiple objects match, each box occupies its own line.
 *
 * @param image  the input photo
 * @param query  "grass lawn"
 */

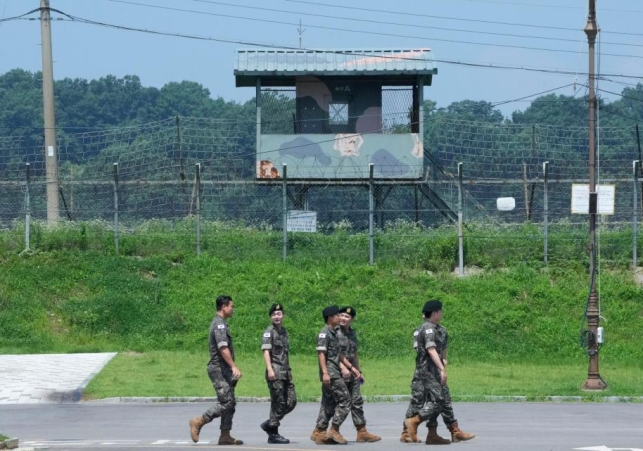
xmin=83 ymin=351 xmax=643 ymax=401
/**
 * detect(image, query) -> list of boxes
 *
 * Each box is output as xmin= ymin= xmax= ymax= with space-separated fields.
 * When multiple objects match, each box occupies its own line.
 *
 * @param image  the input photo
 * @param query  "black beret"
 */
xmin=339 ymin=306 xmax=356 ymax=317
xmin=423 ymin=299 xmax=443 ymax=313
xmin=322 ymin=305 xmax=340 ymax=319
xmin=269 ymin=303 xmax=284 ymax=316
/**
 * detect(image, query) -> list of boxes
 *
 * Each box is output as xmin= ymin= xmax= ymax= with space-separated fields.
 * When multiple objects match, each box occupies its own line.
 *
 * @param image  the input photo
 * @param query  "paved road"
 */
xmin=1 ymin=402 xmax=642 ymax=451
xmin=0 ymin=355 xmax=642 ymax=450
xmin=0 ymin=353 xmax=116 ymax=404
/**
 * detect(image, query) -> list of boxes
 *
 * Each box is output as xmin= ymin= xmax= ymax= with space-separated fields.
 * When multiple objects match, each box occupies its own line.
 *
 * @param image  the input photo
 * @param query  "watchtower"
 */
xmin=234 ymin=48 xmax=437 ymax=180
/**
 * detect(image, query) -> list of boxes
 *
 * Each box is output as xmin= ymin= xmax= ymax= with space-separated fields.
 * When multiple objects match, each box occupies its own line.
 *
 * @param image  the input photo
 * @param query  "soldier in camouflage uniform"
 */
xmin=403 ymin=300 xmax=475 ymax=445
xmin=311 ymin=305 xmax=362 ymax=445
xmin=260 ymin=303 xmax=297 ymax=444
xmin=318 ymin=306 xmax=381 ymax=442
xmin=339 ymin=306 xmax=382 ymax=442
xmin=189 ymin=295 xmax=243 ymax=445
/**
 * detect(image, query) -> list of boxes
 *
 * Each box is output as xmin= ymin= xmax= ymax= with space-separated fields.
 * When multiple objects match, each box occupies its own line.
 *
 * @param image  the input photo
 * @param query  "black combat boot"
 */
xmin=268 ymin=427 xmax=290 ymax=444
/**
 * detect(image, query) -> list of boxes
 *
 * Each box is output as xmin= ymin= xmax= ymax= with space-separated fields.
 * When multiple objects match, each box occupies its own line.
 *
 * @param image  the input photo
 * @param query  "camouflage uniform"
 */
xmin=426 ymin=323 xmax=456 ymax=427
xmin=408 ymin=320 xmax=445 ymax=423
xmin=315 ymin=325 xmax=351 ymax=429
xmin=202 ymin=315 xmax=237 ymax=430
xmin=318 ymin=326 xmax=366 ymax=427
xmin=261 ymin=324 xmax=297 ymax=428
xmin=404 ymin=325 xmax=425 ymax=419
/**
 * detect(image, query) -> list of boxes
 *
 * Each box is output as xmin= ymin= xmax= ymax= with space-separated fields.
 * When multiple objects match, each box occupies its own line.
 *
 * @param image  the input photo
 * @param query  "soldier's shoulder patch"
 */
xmin=263 ymin=332 xmax=271 ymax=338
xmin=413 ymin=331 xmax=419 ymax=336
xmin=217 ymin=324 xmax=225 ymax=329
xmin=425 ymin=328 xmax=433 ymax=334
xmin=318 ymin=333 xmax=326 ymax=338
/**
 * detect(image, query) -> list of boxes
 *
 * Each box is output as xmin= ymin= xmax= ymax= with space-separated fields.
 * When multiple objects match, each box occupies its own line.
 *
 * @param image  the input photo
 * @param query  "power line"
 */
xmin=15 ymin=6 xmax=643 ymax=81
xmin=90 ymin=1 xmax=643 ymax=60
xmin=284 ymin=0 xmax=580 ymax=32
xmin=0 ymin=7 xmax=40 ymax=23
xmin=284 ymin=0 xmax=643 ymax=37
xmin=439 ymin=0 xmax=643 ymax=14
xmin=103 ymin=0 xmax=643 ymax=49
xmin=597 ymin=87 xmax=643 ymax=104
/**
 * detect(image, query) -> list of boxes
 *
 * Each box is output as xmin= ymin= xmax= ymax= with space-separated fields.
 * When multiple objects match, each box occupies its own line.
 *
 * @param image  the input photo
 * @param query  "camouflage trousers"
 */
xmin=267 ymin=378 xmax=297 ymax=427
xmin=315 ymin=378 xmax=351 ymax=428
xmin=405 ymin=373 xmax=455 ymax=426
xmin=317 ymin=376 xmax=366 ymax=428
xmin=203 ymin=369 xmax=237 ymax=430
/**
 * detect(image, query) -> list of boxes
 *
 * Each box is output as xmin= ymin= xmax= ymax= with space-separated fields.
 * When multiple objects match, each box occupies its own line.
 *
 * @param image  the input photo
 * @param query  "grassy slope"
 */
xmin=1 ymin=248 xmax=642 ymax=365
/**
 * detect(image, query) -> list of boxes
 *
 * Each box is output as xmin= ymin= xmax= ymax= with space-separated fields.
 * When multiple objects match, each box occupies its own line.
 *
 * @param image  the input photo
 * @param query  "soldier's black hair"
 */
xmin=216 ymin=295 xmax=233 ymax=311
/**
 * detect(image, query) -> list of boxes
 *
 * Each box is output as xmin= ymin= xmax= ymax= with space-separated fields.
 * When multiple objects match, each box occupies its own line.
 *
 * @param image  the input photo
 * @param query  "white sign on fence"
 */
xmin=571 ymin=184 xmax=615 ymax=215
xmin=497 ymin=197 xmax=516 ymax=211
xmin=287 ymin=210 xmax=317 ymax=233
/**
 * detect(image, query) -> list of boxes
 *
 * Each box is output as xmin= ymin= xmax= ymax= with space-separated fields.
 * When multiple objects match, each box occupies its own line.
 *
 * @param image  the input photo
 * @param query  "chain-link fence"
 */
xmin=1 ymin=116 xmax=642 ymax=267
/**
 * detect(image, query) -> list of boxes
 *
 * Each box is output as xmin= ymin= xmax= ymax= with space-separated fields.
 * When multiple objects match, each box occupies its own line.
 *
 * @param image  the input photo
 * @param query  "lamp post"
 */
xmin=582 ymin=0 xmax=606 ymax=391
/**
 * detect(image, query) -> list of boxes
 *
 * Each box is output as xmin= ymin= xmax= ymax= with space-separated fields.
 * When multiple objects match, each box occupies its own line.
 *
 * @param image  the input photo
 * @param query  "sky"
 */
xmin=1 ymin=0 xmax=642 ymax=118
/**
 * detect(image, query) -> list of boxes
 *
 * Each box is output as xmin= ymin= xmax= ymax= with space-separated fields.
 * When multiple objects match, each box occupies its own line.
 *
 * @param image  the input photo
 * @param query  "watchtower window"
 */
xmin=329 ymin=102 xmax=349 ymax=125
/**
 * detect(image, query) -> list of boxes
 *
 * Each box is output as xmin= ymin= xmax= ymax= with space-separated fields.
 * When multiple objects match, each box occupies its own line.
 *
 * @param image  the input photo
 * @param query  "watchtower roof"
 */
xmin=234 ymin=48 xmax=437 ymax=87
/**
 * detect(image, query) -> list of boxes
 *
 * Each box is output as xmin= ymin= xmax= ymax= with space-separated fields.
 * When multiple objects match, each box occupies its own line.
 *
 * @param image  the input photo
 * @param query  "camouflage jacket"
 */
xmin=261 ymin=324 xmax=292 ymax=380
xmin=207 ymin=314 xmax=234 ymax=372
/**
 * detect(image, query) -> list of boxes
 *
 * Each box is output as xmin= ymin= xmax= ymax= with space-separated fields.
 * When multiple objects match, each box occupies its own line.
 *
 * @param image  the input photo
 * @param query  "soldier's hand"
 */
xmin=439 ymin=368 xmax=447 ymax=385
xmin=232 ymin=366 xmax=242 ymax=380
xmin=322 ymin=372 xmax=331 ymax=387
xmin=267 ymin=369 xmax=276 ymax=381
xmin=341 ymin=368 xmax=350 ymax=379
xmin=442 ymin=359 xmax=448 ymax=367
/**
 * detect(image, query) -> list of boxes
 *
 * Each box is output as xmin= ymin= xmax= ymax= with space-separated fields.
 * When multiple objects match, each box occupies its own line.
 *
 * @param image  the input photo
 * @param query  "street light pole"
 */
xmin=582 ymin=0 xmax=606 ymax=391
xmin=40 ymin=0 xmax=59 ymax=222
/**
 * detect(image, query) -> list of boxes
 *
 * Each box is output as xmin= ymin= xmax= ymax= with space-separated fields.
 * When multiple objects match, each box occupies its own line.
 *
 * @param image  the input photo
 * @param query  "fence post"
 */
xmin=634 ymin=160 xmax=640 ymax=268
xmin=369 ymin=163 xmax=374 ymax=265
xmin=25 ymin=163 xmax=31 ymax=251
xmin=196 ymin=163 xmax=201 ymax=256
xmin=457 ymin=162 xmax=464 ymax=276
xmin=282 ymin=164 xmax=288 ymax=262
xmin=543 ymin=161 xmax=549 ymax=265
xmin=113 ymin=163 xmax=119 ymax=254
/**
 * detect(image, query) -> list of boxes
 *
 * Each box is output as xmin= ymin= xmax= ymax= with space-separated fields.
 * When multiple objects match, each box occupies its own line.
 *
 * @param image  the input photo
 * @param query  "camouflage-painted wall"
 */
xmin=257 ymin=76 xmax=421 ymax=179
xmin=257 ymin=133 xmax=423 ymax=179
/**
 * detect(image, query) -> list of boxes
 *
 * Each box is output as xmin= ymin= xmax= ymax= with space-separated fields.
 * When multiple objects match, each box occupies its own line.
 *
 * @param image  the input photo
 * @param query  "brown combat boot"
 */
xmin=400 ymin=425 xmax=421 ymax=443
xmin=447 ymin=422 xmax=475 ymax=443
xmin=404 ymin=415 xmax=423 ymax=443
xmin=311 ymin=427 xmax=329 ymax=444
xmin=218 ymin=429 xmax=243 ymax=445
xmin=326 ymin=423 xmax=348 ymax=445
xmin=426 ymin=425 xmax=451 ymax=445
xmin=356 ymin=424 xmax=381 ymax=442
xmin=189 ymin=416 xmax=206 ymax=443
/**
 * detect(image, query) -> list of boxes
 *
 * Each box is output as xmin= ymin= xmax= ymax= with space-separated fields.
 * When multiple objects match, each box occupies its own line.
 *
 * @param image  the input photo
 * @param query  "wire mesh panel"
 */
xmin=1 ymin=116 xmax=642 ymax=266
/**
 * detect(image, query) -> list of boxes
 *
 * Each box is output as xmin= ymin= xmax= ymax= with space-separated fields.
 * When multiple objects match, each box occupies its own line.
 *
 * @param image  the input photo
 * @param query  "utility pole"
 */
xmin=582 ymin=0 xmax=606 ymax=391
xmin=40 ymin=0 xmax=59 ymax=222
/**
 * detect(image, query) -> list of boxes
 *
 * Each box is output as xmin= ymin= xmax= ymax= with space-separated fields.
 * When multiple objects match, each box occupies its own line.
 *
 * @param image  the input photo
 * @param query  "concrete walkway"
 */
xmin=0 ymin=353 xmax=116 ymax=404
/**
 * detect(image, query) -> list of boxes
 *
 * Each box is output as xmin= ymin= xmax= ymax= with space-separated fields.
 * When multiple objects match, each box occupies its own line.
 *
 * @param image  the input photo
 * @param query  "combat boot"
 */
xmin=326 ymin=423 xmax=348 ymax=444
xmin=400 ymin=424 xmax=420 ymax=443
xmin=447 ymin=422 xmax=475 ymax=443
xmin=269 ymin=427 xmax=290 ymax=444
xmin=218 ymin=429 xmax=243 ymax=445
xmin=310 ymin=426 xmax=327 ymax=442
xmin=404 ymin=415 xmax=423 ymax=443
xmin=426 ymin=425 xmax=451 ymax=445
xmin=356 ymin=424 xmax=381 ymax=442
xmin=189 ymin=416 xmax=206 ymax=443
